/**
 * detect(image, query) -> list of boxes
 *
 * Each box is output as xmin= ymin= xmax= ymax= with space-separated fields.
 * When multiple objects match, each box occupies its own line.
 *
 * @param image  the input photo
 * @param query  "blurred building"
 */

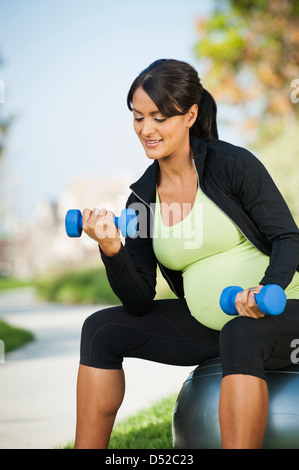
xmin=0 ymin=173 xmax=133 ymax=279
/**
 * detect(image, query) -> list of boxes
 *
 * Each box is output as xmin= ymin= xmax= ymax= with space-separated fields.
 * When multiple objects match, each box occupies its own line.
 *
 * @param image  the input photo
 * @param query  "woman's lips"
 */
xmin=144 ymin=139 xmax=163 ymax=148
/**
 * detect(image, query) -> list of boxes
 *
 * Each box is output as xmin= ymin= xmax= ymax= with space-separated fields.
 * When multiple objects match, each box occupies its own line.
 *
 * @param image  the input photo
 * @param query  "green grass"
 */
xmin=61 ymin=394 xmax=177 ymax=449
xmin=0 ymin=319 xmax=34 ymax=353
xmin=109 ymin=394 xmax=176 ymax=449
xmin=0 ymin=276 xmax=33 ymax=291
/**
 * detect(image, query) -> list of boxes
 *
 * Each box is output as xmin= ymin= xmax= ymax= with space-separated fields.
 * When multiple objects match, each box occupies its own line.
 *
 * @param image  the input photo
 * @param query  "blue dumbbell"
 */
xmin=220 ymin=284 xmax=287 ymax=316
xmin=65 ymin=208 xmax=137 ymax=238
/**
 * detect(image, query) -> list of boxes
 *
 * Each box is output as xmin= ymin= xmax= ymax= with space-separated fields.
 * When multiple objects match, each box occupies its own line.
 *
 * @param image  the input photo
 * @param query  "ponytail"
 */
xmin=191 ymin=88 xmax=219 ymax=139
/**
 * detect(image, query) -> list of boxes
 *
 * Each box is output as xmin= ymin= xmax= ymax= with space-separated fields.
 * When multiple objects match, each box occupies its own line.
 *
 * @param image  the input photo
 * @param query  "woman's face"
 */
xmin=132 ymin=87 xmax=197 ymax=161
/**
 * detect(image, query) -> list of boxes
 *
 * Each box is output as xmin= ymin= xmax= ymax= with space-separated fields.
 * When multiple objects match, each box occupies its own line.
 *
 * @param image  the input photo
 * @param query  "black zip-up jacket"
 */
xmin=100 ymin=137 xmax=299 ymax=316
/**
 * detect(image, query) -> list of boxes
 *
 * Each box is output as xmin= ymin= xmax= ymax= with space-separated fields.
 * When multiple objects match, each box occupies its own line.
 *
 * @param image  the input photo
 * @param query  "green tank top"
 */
xmin=153 ymin=187 xmax=299 ymax=331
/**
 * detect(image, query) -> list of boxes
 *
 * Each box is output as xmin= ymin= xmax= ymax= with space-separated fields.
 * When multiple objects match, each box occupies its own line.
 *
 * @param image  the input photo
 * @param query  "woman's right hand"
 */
xmin=234 ymin=285 xmax=265 ymax=319
xmin=82 ymin=208 xmax=121 ymax=256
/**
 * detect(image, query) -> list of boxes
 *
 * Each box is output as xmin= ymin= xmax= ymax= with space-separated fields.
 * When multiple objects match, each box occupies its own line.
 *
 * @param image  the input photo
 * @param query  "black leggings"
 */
xmin=80 ymin=298 xmax=299 ymax=380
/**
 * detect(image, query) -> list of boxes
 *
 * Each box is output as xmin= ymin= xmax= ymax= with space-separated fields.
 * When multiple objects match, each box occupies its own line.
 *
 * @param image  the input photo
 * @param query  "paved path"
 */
xmin=0 ymin=288 xmax=194 ymax=449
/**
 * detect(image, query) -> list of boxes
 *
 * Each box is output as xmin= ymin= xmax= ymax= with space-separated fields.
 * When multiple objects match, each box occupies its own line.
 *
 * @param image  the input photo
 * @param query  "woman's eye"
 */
xmin=133 ymin=116 xmax=166 ymax=123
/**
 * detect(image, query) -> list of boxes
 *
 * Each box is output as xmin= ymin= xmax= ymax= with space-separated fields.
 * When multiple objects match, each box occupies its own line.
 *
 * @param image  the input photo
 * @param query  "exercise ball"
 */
xmin=172 ymin=357 xmax=299 ymax=449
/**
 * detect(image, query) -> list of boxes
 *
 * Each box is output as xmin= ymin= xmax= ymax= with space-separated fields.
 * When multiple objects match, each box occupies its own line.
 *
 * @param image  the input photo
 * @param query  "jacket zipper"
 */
xmin=130 ymin=188 xmax=180 ymax=297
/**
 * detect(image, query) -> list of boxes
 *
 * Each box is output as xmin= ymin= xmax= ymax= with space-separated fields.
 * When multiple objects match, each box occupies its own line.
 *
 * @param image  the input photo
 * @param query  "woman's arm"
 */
xmin=100 ymin=239 xmax=157 ymax=316
xmin=83 ymin=201 xmax=157 ymax=316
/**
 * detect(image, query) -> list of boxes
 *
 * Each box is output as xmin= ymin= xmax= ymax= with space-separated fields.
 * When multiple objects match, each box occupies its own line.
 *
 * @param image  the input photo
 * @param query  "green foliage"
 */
xmin=194 ymin=0 xmax=299 ymax=145
xmin=35 ymin=267 xmax=121 ymax=305
xmin=198 ymin=11 xmax=246 ymax=65
xmin=0 ymin=319 xmax=34 ymax=353
xmin=35 ymin=265 xmax=175 ymax=305
xmin=231 ymin=0 xmax=268 ymax=13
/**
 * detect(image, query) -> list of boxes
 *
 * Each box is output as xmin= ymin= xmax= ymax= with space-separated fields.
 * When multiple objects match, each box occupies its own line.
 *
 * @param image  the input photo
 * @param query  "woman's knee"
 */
xmin=219 ymin=316 xmax=268 ymax=379
xmin=81 ymin=307 xmax=113 ymax=346
xmin=219 ymin=317 xmax=251 ymax=352
xmin=80 ymin=306 xmax=126 ymax=369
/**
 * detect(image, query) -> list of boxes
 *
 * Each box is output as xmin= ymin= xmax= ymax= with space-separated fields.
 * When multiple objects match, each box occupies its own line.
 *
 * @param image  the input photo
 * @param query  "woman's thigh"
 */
xmin=80 ymin=298 xmax=220 ymax=369
xmin=219 ymin=299 xmax=299 ymax=379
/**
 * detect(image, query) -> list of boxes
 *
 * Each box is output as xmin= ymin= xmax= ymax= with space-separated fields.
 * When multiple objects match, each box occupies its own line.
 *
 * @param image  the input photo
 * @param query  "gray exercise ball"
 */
xmin=172 ymin=357 xmax=299 ymax=449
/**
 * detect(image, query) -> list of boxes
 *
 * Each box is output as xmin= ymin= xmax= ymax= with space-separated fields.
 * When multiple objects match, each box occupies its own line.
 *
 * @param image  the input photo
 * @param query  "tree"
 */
xmin=194 ymin=0 xmax=299 ymax=146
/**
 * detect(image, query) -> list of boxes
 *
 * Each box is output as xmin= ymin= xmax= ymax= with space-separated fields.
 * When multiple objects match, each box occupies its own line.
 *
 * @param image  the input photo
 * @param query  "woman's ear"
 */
xmin=186 ymin=104 xmax=198 ymax=128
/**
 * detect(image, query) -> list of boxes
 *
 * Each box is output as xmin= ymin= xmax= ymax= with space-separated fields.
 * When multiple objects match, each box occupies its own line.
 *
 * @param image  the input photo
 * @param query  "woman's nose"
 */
xmin=141 ymin=118 xmax=155 ymax=137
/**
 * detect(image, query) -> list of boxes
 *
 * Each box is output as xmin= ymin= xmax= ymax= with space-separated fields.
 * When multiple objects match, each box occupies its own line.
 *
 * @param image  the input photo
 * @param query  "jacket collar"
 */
xmin=129 ymin=136 xmax=208 ymax=205
xmin=191 ymin=136 xmax=208 ymax=181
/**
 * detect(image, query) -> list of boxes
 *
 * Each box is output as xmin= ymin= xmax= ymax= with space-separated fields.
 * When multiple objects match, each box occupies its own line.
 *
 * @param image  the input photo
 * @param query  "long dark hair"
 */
xmin=127 ymin=59 xmax=218 ymax=139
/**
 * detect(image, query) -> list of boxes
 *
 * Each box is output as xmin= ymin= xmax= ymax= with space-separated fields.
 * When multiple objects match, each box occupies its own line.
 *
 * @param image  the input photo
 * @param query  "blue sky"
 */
xmin=0 ymin=0 xmax=242 ymax=220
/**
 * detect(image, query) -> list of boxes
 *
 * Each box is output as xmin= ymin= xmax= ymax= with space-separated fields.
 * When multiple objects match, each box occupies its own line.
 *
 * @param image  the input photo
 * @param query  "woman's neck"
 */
xmin=157 ymin=145 xmax=195 ymax=188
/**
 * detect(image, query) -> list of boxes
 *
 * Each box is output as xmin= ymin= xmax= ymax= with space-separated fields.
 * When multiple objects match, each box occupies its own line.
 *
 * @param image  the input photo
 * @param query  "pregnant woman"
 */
xmin=75 ymin=59 xmax=299 ymax=449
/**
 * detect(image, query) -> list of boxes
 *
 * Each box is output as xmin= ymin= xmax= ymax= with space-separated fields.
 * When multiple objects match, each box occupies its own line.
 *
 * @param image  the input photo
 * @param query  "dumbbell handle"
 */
xmin=220 ymin=284 xmax=287 ymax=316
xmin=65 ymin=208 xmax=137 ymax=238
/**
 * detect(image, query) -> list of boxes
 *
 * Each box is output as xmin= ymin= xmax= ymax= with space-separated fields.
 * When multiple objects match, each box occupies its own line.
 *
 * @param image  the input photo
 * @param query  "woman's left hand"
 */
xmin=235 ymin=285 xmax=265 ymax=319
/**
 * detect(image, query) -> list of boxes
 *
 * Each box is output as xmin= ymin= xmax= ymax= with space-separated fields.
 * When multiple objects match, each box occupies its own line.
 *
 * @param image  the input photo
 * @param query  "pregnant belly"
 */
xmin=183 ymin=239 xmax=270 ymax=331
